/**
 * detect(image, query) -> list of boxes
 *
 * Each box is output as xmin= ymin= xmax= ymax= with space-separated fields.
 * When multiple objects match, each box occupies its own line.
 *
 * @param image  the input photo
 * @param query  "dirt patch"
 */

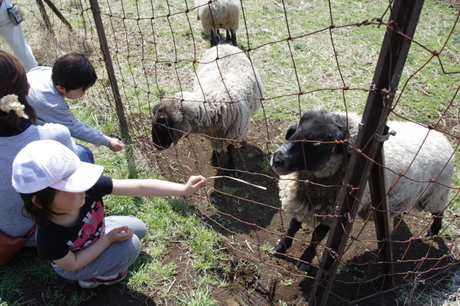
xmin=145 ymin=119 xmax=459 ymax=305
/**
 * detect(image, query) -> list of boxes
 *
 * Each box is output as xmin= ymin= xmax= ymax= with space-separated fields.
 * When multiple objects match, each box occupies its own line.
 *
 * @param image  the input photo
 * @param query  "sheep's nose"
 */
xmin=271 ymin=150 xmax=285 ymax=168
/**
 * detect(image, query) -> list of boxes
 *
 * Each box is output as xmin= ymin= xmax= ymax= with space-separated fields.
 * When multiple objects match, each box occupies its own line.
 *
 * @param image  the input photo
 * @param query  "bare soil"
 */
xmin=12 ymin=119 xmax=459 ymax=306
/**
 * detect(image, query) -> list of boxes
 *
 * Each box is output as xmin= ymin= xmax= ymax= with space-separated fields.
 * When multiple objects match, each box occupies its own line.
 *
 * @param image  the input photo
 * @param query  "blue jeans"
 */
xmin=76 ymin=144 xmax=95 ymax=164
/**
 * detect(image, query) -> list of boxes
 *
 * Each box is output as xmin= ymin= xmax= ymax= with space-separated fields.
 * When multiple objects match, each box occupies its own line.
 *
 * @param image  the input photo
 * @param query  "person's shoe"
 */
xmin=78 ymin=269 xmax=128 ymax=289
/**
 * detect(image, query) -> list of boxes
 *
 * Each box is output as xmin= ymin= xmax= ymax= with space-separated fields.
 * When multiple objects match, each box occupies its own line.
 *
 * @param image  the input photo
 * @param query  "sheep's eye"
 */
xmin=312 ymin=142 xmax=321 ymax=147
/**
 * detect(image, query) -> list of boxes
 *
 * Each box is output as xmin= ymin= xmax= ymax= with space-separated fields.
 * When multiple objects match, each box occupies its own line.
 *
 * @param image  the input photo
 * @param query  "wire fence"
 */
xmin=4 ymin=0 xmax=460 ymax=304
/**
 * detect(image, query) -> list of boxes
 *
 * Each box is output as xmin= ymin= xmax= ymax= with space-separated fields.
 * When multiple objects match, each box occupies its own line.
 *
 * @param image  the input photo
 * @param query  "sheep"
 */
xmin=270 ymin=109 xmax=454 ymax=272
xmin=151 ymin=44 xmax=263 ymax=174
xmin=195 ymin=0 xmax=240 ymax=47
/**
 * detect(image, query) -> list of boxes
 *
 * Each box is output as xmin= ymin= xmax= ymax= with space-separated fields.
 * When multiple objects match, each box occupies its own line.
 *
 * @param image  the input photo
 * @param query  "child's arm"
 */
xmin=108 ymin=138 xmax=124 ymax=152
xmin=34 ymin=93 xmax=111 ymax=147
xmin=111 ymin=175 xmax=206 ymax=197
xmin=52 ymin=226 xmax=133 ymax=271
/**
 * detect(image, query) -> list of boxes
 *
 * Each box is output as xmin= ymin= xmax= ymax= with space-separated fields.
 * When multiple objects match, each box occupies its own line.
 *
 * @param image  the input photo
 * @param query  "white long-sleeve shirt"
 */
xmin=0 ymin=0 xmax=38 ymax=71
xmin=27 ymin=66 xmax=110 ymax=147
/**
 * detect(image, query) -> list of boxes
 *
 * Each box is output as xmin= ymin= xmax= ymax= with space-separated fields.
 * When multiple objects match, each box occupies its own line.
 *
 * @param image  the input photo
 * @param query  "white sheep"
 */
xmin=151 ymin=44 xmax=263 ymax=173
xmin=195 ymin=0 xmax=240 ymax=47
xmin=270 ymin=109 xmax=454 ymax=271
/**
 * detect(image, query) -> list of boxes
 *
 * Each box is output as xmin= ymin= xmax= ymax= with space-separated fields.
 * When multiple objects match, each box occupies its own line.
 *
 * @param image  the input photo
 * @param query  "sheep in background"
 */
xmin=195 ymin=0 xmax=240 ymax=47
xmin=151 ymin=44 xmax=263 ymax=174
xmin=270 ymin=109 xmax=454 ymax=271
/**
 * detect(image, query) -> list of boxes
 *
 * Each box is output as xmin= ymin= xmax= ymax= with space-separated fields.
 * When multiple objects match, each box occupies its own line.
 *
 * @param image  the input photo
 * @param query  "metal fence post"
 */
xmin=309 ymin=1 xmax=425 ymax=305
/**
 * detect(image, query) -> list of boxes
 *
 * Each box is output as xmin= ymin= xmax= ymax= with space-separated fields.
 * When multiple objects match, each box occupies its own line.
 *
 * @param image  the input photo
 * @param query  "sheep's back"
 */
xmin=195 ymin=45 xmax=263 ymax=114
xmin=191 ymin=45 xmax=262 ymax=145
xmin=359 ymin=121 xmax=453 ymax=218
xmin=195 ymin=0 xmax=240 ymax=32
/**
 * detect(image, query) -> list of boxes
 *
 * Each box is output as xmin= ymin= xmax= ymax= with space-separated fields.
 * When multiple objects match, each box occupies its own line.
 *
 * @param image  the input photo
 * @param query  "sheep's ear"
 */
xmin=345 ymin=145 xmax=354 ymax=160
xmin=285 ymin=124 xmax=298 ymax=140
xmin=153 ymin=104 xmax=161 ymax=114
xmin=337 ymin=123 xmax=354 ymax=159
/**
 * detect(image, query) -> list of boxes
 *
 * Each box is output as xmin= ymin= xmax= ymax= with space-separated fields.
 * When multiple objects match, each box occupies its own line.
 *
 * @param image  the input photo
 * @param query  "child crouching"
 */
xmin=12 ymin=139 xmax=206 ymax=288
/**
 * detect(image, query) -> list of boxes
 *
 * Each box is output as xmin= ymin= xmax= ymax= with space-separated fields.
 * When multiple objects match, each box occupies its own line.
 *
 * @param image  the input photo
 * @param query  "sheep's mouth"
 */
xmin=270 ymin=155 xmax=299 ymax=176
xmin=272 ymin=167 xmax=298 ymax=176
xmin=151 ymin=120 xmax=174 ymax=150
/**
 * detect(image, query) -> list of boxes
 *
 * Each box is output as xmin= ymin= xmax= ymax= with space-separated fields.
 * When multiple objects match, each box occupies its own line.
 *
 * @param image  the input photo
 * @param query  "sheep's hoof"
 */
xmin=272 ymin=243 xmax=287 ymax=258
xmin=216 ymin=168 xmax=238 ymax=178
xmin=295 ymin=260 xmax=311 ymax=272
xmin=210 ymin=149 xmax=222 ymax=166
xmin=228 ymin=169 xmax=238 ymax=178
xmin=426 ymin=228 xmax=435 ymax=238
xmin=421 ymin=233 xmax=435 ymax=241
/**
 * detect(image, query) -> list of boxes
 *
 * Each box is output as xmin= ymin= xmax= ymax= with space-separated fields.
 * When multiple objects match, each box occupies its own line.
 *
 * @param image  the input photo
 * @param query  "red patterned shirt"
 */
xmin=36 ymin=176 xmax=112 ymax=261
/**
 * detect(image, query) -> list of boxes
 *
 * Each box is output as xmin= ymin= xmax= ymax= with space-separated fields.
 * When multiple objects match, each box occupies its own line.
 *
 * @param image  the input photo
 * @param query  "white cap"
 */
xmin=12 ymin=140 xmax=104 ymax=194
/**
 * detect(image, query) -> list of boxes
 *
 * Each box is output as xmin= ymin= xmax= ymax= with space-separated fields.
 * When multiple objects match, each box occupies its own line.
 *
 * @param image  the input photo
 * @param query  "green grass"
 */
xmin=174 ymin=286 xmax=219 ymax=306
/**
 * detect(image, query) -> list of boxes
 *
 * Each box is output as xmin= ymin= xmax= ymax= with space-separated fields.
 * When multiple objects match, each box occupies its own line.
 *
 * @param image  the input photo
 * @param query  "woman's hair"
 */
xmin=51 ymin=52 xmax=97 ymax=92
xmin=21 ymin=187 xmax=61 ymax=228
xmin=0 ymin=50 xmax=36 ymax=130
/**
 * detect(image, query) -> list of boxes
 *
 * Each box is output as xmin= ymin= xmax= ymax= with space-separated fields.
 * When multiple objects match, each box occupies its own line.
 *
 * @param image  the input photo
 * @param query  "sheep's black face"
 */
xmin=151 ymin=104 xmax=175 ymax=150
xmin=271 ymin=110 xmax=348 ymax=175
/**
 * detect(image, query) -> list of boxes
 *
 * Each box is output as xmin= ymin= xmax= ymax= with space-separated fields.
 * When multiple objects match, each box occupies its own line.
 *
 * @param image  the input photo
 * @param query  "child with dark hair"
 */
xmin=27 ymin=52 xmax=124 ymax=158
xmin=0 ymin=50 xmax=76 ymax=250
xmin=12 ymin=139 xmax=206 ymax=288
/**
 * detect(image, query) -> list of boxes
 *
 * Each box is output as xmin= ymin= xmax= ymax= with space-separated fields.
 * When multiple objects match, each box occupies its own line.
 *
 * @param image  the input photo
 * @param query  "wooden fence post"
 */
xmin=89 ymin=0 xmax=137 ymax=178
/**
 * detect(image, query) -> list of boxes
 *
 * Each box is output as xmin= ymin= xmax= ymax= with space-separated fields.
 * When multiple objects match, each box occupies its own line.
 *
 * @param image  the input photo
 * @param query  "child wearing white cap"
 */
xmin=12 ymin=139 xmax=206 ymax=289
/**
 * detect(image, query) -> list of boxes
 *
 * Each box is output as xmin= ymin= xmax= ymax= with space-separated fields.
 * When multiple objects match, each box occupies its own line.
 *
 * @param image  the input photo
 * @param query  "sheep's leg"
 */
xmin=230 ymin=29 xmax=237 ymax=46
xmin=227 ymin=144 xmax=235 ymax=169
xmin=427 ymin=211 xmax=443 ymax=237
xmin=210 ymin=30 xmax=219 ymax=47
xmin=210 ymin=150 xmax=220 ymax=167
xmin=296 ymin=223 xmax=330 ymax=272
xmin=226 ymin=29 xmax=237 ymax=46
xmin=223 ymin=144 xmax=239 ymax=177
xmin=273 ymin=218 xmax=302 ymax=256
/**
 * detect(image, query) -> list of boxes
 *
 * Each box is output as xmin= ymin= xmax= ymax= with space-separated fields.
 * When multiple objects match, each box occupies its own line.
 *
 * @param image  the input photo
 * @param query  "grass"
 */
xmin=1 ymin=0 xmax=460 ymax=305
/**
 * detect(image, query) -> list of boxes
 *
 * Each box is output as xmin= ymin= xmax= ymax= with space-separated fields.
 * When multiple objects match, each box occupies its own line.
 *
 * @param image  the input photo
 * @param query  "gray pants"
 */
xmin=52 ymin=216 xmax=146 ymax=280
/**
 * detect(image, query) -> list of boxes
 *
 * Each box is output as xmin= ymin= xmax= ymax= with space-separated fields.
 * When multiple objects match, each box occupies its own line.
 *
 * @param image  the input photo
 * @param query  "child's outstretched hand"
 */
xmin=183 ymin=175 xmax=207 ymax=196
xmin=106 ymin=226 xmax=133 ymax=242
xmin=109 ymin=138 xmax=124 ymax=152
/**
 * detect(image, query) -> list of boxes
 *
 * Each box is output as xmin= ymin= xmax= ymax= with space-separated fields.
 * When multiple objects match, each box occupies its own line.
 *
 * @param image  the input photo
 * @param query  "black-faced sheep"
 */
xmin=195 ymin=0 xmax=240 ymax=47
xmin=270 ymin=109 xmax=454 ymax=271
xmin=151 ymin=44 xmax=263 ymax=173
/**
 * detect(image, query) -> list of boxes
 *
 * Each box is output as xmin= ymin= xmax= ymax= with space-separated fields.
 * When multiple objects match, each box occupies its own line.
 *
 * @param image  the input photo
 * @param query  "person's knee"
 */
xmin=128 ymin=216 xmax=147 ymax=239
xmin=122 ymin=235 xmax=142 ymax=264
xmin=76 ymin=144 xmax=95 ymax=164
xmin=106 ymin=216 xmax=147 ymax=239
